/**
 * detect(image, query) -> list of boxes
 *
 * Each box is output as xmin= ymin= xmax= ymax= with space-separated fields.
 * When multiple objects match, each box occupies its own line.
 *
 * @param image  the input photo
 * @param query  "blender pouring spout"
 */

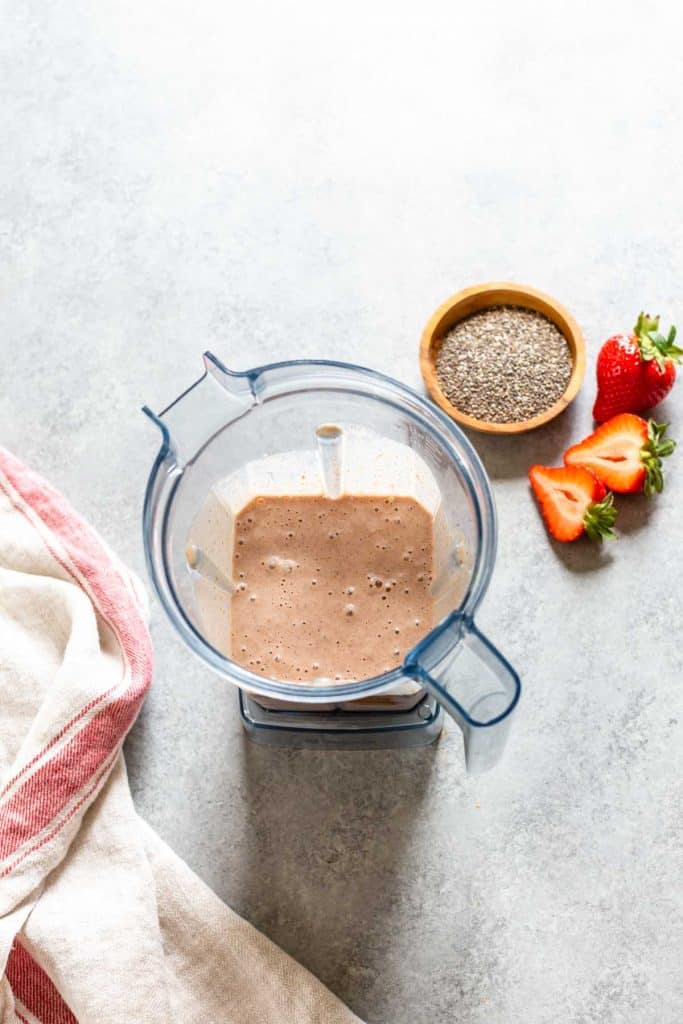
xmin=404 ymin=612 xmax=521 ymax=773
xmin=142 ymin=352 xmax=257 ymax=470
xmin=141 ymin=352 xmax=259 ymax=642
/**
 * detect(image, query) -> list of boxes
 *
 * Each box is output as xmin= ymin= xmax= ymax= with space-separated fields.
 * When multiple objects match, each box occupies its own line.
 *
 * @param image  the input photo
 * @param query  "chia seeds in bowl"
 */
xmin=434 ymin=305 xmax=573 ymax=424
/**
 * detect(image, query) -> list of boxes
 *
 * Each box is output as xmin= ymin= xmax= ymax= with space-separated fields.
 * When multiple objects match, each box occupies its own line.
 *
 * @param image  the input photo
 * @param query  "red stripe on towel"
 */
xmin=0 ymin=450 xmax=152 ymax=866
xmin=0 ymin=702 xmax=137 ymax=860
xmin=6 ymin=941 xmax=78 ymax=1024
xmin=1 ymin=754 xmax=116 ymax=878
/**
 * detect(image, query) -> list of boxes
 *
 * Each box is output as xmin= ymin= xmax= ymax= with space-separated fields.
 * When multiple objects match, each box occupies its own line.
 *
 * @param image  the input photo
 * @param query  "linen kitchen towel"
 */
xmin=0 ymin=449 xmax=362 ymax=1024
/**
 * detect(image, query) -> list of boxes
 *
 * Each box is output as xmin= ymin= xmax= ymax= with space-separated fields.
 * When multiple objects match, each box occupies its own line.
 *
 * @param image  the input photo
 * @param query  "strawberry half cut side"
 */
xmin=528 ymin=465 xmax=617 ymax=542
xmin=565 ymin=414 xmax=676 ymax=497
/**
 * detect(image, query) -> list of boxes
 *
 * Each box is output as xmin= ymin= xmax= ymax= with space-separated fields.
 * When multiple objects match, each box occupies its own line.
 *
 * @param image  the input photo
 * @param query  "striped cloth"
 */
xmin=0 ymin=450 xmax=361 ymax=1024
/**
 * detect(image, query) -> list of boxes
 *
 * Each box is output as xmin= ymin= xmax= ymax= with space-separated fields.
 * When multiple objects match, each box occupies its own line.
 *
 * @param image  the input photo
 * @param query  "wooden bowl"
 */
xmin=420 ymin=281 xmax=586 ymax=434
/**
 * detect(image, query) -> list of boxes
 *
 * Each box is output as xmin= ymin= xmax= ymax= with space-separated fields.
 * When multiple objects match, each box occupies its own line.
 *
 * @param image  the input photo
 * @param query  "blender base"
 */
xmin=239 ymin=691 xmax=443 ymax=749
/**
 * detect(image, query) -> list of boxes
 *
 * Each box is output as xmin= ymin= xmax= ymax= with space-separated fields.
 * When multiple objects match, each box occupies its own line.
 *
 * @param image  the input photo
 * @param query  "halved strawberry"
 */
xmin=564 ymin=414 xmax=676 ymax=497
xmin=529 ymin=465 xmax=617 ymax=542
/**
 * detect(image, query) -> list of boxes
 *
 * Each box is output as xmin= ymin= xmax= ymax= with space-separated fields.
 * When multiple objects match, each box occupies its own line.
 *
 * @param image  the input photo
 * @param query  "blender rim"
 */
xmin=143 ymin=356 xmax=498 ymax=706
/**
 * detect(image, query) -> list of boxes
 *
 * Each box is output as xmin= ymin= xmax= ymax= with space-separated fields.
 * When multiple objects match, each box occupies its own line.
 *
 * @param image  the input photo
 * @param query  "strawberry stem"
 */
xmin=633 ymin=311 xmax=683 ymax=371
xmin=583 ymin=492 xmax=617 ymax=541
xmin=640 ymin=420 xmax=677 ymax=497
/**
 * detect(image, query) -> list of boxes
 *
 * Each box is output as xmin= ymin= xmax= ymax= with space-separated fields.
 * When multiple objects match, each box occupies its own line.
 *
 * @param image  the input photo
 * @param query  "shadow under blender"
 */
xmin=231 ymin=732 xmax=441 ymax=1010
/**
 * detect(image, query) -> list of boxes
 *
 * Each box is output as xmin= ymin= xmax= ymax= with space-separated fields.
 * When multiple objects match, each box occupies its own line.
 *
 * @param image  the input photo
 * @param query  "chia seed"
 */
xmin=434 ymin=305 xmax=573 ymax=423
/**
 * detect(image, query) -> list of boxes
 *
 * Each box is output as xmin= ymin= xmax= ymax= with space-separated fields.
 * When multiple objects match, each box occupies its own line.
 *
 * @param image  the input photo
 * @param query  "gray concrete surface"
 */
xmin=2 ymin=3 xmax=682 ymax=1021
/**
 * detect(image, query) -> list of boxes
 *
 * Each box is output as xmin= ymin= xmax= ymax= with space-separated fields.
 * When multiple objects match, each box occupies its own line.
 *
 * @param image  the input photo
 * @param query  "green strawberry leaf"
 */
xmin=640 ymin=420 xmax=677 ymax=497
xmin=634 ymin=313 xmax=682 ymax=370
xmin=583 ymin=492 xmax=617 ymax=541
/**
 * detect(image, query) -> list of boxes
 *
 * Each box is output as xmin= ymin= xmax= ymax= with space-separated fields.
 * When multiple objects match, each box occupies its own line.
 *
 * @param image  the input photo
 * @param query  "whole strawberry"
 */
xmin=593 ymin=312 xmax=681 ymax=422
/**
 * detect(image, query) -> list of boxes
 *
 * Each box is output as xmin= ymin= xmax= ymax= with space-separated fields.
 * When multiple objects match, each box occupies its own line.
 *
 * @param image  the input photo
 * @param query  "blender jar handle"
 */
xmin=406 ymin=613 xmax=521 ymax=773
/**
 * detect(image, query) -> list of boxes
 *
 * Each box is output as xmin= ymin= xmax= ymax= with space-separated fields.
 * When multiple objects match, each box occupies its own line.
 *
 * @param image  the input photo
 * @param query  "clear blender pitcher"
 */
xmin=142 ymin=354 xmax=520 ymax=772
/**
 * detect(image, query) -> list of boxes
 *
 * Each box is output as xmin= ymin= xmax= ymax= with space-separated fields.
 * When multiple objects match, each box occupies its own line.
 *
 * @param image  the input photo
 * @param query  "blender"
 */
xmin=143 ymin=353 xmax=520 ymax=771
